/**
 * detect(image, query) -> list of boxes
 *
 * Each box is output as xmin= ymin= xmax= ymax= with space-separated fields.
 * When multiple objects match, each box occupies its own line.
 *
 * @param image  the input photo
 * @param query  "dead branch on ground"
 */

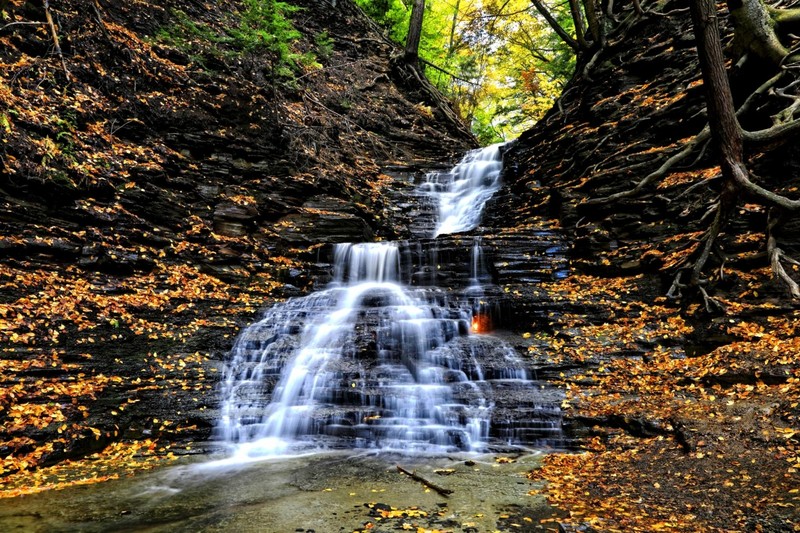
xmin=396 ymin=465 xmax=454 ymax=496
xmin=43 ymin=0 xmax=70 ymax=81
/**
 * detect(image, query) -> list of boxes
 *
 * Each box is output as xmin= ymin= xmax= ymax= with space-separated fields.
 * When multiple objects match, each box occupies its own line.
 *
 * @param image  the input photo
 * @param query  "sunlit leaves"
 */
xmin=0 ymin=439 xmax=180 ymax=499
xmin=525 ymin=271 xmax=800 ymax=532
xmin=355 ymin=0 xmax=575 ymax=141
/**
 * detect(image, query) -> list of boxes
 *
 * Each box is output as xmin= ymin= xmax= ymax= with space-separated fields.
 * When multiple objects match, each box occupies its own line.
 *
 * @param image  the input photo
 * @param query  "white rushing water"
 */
xmin=218 ymin=242 xmax=497 ymax=456
xmin=216 ymin=142 xmax=561 ymax=457
xmin=422 ymin=143 xmax=504 ymax=237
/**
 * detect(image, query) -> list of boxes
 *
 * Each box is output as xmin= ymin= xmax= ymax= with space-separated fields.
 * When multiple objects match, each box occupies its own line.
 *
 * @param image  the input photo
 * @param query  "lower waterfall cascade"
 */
xmin=217 ymin=143 xmax=567 ymax=457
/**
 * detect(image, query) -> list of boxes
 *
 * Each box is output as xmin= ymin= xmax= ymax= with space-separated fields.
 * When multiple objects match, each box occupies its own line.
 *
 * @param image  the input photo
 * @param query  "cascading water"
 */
xmin=217 ymin=143 xmax=563 ymax=457
xmin=422 ymin=143 xmax=504 ymax=237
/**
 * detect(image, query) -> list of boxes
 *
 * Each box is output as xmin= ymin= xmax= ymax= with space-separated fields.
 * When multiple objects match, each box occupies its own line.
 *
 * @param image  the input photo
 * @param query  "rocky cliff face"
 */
xmin=490 ymin=0 xmax=800 ymax=288
xmin=0 ymin=0 xmax=474 ymax=482
xmin=481 ymin=3 xmax=800 ymax=529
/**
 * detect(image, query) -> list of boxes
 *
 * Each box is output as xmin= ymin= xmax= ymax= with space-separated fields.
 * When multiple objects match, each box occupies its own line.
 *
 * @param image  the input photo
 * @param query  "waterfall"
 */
xmin=331 ymin=242 xmax=400 ymax=285
xmin=217 ymin=142 xmax=563 ymax=457
xmin=422 ymin=143 xmax=504 ymax=237
xmin=470 ymin=236 xmax=489 ymax=286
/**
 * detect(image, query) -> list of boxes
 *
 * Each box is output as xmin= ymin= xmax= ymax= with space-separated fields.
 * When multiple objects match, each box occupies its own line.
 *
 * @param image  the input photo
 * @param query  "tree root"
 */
xmin=585 ymin=127 xmax=711 ymax=205
xmin=668 ymin=273 xmax=727 ymax=313
xmin=589 ymin=63 xmax=796 ymax=207
xmin=584 ymin=35 xmax=799 ymax=305
xmin=358 ymin=73 xmax=390 ymax=91
xmin=767 ymin=209 xmax=800 ymax=298
xmin=666 ymin=193 xmax=732 ymax=313
xmin=0 ymin=21 xmax=46 ymax=32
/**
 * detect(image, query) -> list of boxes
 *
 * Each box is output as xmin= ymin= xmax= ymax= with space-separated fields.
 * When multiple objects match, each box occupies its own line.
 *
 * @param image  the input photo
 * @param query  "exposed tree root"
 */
xmin=0 ymin=21 xmax=46 ymax=32
xmin=585 ymin=127 xmax=711 ymax=205
xmin=587 ymin=70 xmax=795 ymax=206
xmin=767 ymin=208 xmax=800 ymax=298
xmin=588 ymin=21 xmax=799 ymax=205
xmin=667 ymin=200 xmax=730 ymax=313
xmin=732 ymin=168 xmax=800 ymax=211
xmin=581 ymin=0 xmax=800 ymax=304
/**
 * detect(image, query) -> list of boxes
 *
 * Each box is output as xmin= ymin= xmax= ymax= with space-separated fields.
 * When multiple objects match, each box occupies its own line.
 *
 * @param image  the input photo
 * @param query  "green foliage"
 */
xmin=228 ymin=0 xmax=302 ymax=72
xmin=353 ymin=0 xmax=409 ymax=42
xmin=153 ymin=0 xmax=307 ymax=78
xmin=314 ymin=31 xmax=334 ymax=61
xmin=51 ymin=111 xmax=76 ymax=161
xmin=0 ymin=113 xmax=11 ymax=134
xmin=354 ymin=0 xmax=577 ymax=143
xmin=37 ymin=111 xmax=79 ymax=187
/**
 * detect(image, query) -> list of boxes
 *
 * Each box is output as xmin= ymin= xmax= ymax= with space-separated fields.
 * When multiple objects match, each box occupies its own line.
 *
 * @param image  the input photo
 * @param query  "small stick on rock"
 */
xmin=44 ymin=0 xmax=71 ymax=81
xmin=396 ymin=465 xmax=453 ymax=497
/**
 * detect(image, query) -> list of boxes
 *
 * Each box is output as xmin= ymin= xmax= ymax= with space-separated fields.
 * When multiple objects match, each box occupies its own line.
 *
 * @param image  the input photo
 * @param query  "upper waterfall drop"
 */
xmin=423 ymin=143 xmax=505 ymax=237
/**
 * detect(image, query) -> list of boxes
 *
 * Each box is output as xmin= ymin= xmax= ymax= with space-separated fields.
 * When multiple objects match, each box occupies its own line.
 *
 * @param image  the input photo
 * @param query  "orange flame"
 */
xmin=471 ymin=314 xmax=490 ymax=333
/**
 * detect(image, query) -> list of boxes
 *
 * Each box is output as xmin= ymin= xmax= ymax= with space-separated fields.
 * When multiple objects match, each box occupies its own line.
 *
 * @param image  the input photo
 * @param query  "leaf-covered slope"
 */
xmin=493 ymin=0 xmax=800 ymax=296
xmin=484 ymin=1 xmax=800 ymax=530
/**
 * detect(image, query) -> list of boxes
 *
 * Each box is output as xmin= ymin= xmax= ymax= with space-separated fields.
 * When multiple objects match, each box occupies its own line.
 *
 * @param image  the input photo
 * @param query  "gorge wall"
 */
xmin=0 ymin=0 xmax=474 ymax=481
xmin=481 ymin=2 xmax=800 ymax=529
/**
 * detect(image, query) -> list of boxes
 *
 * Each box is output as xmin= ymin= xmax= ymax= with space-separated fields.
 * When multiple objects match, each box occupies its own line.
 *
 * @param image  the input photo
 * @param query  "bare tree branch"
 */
xmin=0 ymin=21 xmax=47 ymax=32
xmin=420 ymin=58 xmax=480 ymax=86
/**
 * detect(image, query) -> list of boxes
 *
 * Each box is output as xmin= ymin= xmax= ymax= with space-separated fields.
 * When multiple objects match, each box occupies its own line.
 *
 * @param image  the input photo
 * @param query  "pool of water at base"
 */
xmin=0 ymin=451 xmax=556 ymax=532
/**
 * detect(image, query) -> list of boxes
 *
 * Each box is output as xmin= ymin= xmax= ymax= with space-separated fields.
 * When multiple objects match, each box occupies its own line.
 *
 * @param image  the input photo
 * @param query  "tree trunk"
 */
xmin=568 ymin=0 xmax=590 ymax=50
xmin=405 ymin=0 xmax=425 ymax=63
xmin=582 ymin=0 xmax=606 ymax=47
xmin=728 ymin=0 xmax=789 ymax=66
xmin=447 ymin=0 xmax=460 ymax=56
xmin=690 ymin=0 xmax=746 ymax=281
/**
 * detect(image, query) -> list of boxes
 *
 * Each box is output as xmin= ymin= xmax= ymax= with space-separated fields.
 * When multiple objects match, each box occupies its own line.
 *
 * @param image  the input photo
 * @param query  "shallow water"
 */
xmin=0 ymin=451 xmax=555 ymax=532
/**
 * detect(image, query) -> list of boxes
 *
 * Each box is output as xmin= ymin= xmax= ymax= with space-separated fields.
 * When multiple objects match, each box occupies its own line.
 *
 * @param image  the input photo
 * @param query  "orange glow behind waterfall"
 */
xmin=471 ymin=314 xmax=491 ymax=333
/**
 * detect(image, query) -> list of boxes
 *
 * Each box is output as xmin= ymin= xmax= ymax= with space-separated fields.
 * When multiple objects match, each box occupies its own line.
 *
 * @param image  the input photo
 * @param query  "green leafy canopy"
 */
xmin=354 ymin=0 xmax=576 ymax=143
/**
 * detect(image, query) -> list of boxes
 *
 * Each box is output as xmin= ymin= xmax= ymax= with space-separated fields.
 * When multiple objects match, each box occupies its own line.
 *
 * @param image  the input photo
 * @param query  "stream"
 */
xmin=0 ymin=144 xmax=569 ymax=532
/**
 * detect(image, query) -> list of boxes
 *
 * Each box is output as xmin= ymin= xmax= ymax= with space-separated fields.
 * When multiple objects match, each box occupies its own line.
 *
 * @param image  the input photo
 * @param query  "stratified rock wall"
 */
xmin=0 ymin=0 xmax=474 ymax=479
xmin=488 ymin=0 xmax=800 ymax=290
